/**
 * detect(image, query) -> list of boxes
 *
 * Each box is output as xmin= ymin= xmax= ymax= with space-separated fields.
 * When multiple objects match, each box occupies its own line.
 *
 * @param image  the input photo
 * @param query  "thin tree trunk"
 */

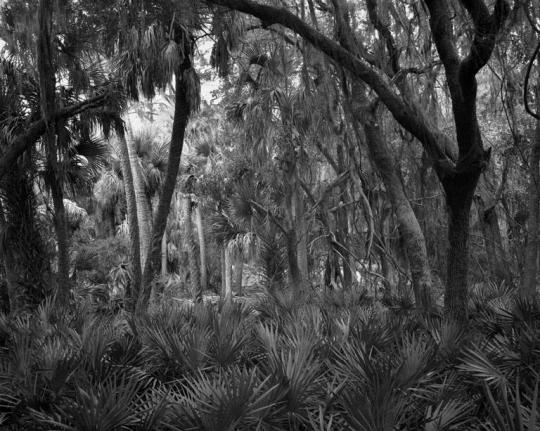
xmin=523 ymin=79 xmax=540 ymax=298
xmin=50 ymin=174 xmax=70 ymax=302
xmin=224 ymin=242 xmax=232 ymax=302
xmin=233 ymin=249 xmax=243 ymax=295
xmin=336 ymin=143 xmax=352 ymax=289
xmin=139 ymin=59 xmax=194 ymax=311
xmin=37 ymin=0 xmax=70 ymax=304
xmin=285 ymin=228 xmax=302 ymax=293
xmin=115 ymin=122 xmax=142 ymax=310
xmin=293 ymin=188 xmax=309 ymax=285
xmin=161 ymin=228 xmax=168 ymax=277
xmin=475 ymin=196 xmax=512 ymax=287
xmin=183 ymin=195 xmax=200 ymax=300
xmin=221 ymin=245 xmax=227 ymax=296
xmin=194 ymin=202 xmax=208 ymax=291
xmin=346 ymin=185 xmax=356 ymax=283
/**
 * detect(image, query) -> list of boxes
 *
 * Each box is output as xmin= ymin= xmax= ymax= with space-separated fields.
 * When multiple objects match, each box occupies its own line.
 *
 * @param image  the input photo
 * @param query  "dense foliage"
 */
xmin=0 ymin=285 xmax=539 ymax=430
xmin=1 ymin=0 xmax=540 ymax=427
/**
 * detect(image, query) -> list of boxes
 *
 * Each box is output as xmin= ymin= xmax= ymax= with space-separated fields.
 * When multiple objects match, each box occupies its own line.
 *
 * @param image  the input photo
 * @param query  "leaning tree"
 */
xmin=205 ymin=0 xmax=511 ymax=321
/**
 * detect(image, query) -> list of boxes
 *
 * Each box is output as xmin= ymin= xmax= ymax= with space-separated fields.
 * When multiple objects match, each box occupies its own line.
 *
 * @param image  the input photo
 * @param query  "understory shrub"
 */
xmin=0 ymin=285 xmax=539 ymax=430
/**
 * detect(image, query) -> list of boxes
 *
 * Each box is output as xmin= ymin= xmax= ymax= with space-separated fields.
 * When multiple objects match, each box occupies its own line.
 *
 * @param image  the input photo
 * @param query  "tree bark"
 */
xmin=362 ymin=118 xmax=433 ymax=309
xmin=224 ymin=242 xmax=233 ymax=302
xmin=183 ymin=194 xmax=201 ymax=301
xmin=475 ymin=195 xmax=512 ymax=287
xmin=115 ymin=122 xmax=142 ymax=310
xmin=161 ymin=228 xmax=168 ymax=278
xmin=221 ymin=245 xmax=227 ymax=296
xmin=125 ymin=127 xmax=152 ymax=268
xmin=285 ymin=228 xmax=302 ymax=294
xmin=293 ymin=188 xmax=309 ymax=285
xmin=425 ymin=0 xmax=508 ymax=321
xmin=0 ymin=168 xmax=51 ymax=312
xmin=443 ymin=175 xmax=478 ymax=320
xmin=37 ymin=0 xmax=70 ymax=304
xmin=194 ymin=202 xmax=208 ymax=291
xmin=233 ymin=248 xmax=243 ymax=295
xmin=336 ymin=143 xmax=352 ymax=289
xmin=523 ymin=77 xmax=540 ymax=297
xmin=139 ymin=60 xmax=194 ymax=311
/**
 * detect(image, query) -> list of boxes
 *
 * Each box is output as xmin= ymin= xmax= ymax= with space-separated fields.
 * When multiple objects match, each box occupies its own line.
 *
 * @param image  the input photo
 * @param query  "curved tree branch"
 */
xmin=206 ymin=0 xmax=455 ymax=177
xmin=0 ymin=92 xmax=109 ymax=180
xmin=524 ymin=40 xmax=540 ymax=120
xmin=424 ymin=0 xmax=462 ymax=100
xmin=365 ymin=0 xmax=400 ymax=75
xmin=460 ymin=0 xmax=510 ymax=80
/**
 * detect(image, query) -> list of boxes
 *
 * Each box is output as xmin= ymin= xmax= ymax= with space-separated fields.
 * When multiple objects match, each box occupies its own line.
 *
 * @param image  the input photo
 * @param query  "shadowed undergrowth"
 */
xmin=0 ymin=285 xmax=539 ymax=430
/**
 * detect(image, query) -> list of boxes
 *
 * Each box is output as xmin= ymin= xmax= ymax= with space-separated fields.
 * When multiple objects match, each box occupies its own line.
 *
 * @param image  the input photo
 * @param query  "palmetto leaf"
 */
xmin=427 ymin=318 xmax=467 ymax=360
xmin=131 ymin=384 xmax=170 ymax=431
xmin=162 ymin=40 xmax=180 ymax=77
xmin=36 ymin=374 xmax=145 ymax=431
xmin=459 ymin=348 xmax=508 ymax=388
xmin=257 ymin=321 xmax=324 ymax=424
xmin=481 ymin=378 xmax=540 ymax=431
xmin=208 ymin=302 xmax=252 ymax=367
xmin=167 ymin=367 xmax=279 ymax=431
xmin=138 ymin=313 xmax=212 ymax=378
xmin=0 ymin=379 xmax=20 ymax=412
xmin=424 ymin=400 xmax=475 ymax=431
xmin=396 ymin=333 xmax=434 ymax=387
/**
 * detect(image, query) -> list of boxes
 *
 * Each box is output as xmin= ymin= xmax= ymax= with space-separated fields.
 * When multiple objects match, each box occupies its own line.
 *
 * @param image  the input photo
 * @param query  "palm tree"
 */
xmin=129 ymin=129 xmax=169 ymax=276
xmin=113 ymin=121 xmax=142 ymax=308
xmin=124 ymin=127 xmax=153 ymax=268
xmin=2 ymin=0 xmax=125 ymax=305
xmin=93 ymin=162 xmax=124 ymax=237
xmin=183 ymin=191 xmax=201 ymax=301
xmin=139 ymin=62 xmax=200 ymax=310
xmin=93 ymin=0 xmax=203 ymax=310
xmin=184 ymin=107 xmax=223 ymax=293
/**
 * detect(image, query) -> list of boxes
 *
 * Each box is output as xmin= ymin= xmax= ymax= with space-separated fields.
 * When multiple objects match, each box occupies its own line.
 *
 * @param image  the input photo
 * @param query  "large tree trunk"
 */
xmin=443 ymin=174 xmax=479 ymax=321
xmin=523 ymin=79 xmax=540 ymax=298
xmin=362 ymin=120 xmax=433 ymax=309
xmin=37 ymin=0 xmax=70 ymax=305
xmin=139 ymin=60 xmax=194 ymax=311
xmin=0 ymin=168 xmax=51 ymax=312
xmin=194 ymin=202 xmax=208 ymax=291
xmin=115 ymin=123 xmax=142 ymax=310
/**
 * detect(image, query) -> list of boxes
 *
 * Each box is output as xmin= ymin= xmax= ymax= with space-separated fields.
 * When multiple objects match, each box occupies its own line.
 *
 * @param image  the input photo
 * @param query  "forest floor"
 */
xmin=1 ymin=283 xmax=539 ymax=430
